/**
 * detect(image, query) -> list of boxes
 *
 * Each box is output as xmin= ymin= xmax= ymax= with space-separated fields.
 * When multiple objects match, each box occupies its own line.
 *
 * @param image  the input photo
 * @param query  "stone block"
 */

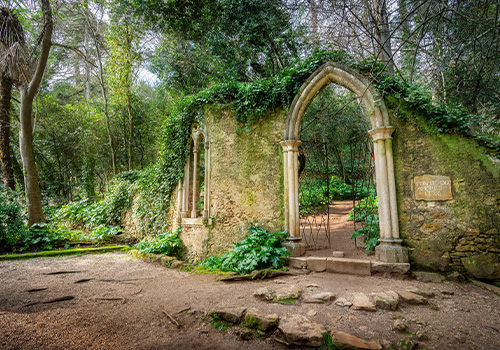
xmin=332 ymin=251 xmax=345 ymax=258
xmin=375 ymin=244 xmax=409 ymax=263
xmin=306 ymin=257 xmax=327 ymax=272
xmin=370 ymin=262 xmax=410 ymax=274
xmin=287 ymin=257 xmax=307 ymax=269
xmin=370 ymin=291 xmax=399 ymax=310
xmin=326 ymin=258 xmax=371 ymax=276
xmin=412 ymin=271 xmax=445 ymax=283
xmin=461 ymin=253 xmax=500 ymax=280
xmin=282 ymin=241 xmax=306 ymax=257
xmin=397 ymin=291 xmax=428 ymax=305
xmin=352 ymin=293 xmax=377 ymax=311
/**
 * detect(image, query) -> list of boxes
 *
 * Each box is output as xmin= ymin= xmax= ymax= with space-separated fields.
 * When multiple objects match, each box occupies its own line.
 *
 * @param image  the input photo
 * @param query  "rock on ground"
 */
xmin=331 ymin=329 xmax=382 ymax=350
xmin=352 ymin=293 xmax=377 ymax=311
xmin=243 ymin=308 xmax=279 ymax=331
xmin=278 ymin=314 xmax=326 ymax=347
xmin=369 ymin=291 xmax=399 ymax=311
xmin=208 ymin=307 xmax=246 ymax=323
xmin=397 ymin=291 xmax=428 ymax=305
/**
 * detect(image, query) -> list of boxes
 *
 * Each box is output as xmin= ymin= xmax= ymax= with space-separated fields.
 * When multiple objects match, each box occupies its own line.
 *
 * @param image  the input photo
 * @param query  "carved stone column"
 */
xmin=202 ymin=140 xmax=210 ymax=223
xmin=181 ymin=154 xmax=190 ymax=218
xmin=281 ymin=140 xmax=305 ymax=257
xmin=368 ymin=126 xmax=408 ymax=263
xmin=177 ymin=180 xmax=183 ymax=225
xmin=191 ymin=127 xmax=201 ymax=218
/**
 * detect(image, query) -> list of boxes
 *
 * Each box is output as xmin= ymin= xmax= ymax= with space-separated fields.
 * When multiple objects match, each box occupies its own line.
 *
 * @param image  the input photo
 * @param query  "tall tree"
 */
xmin=19 ymin=0 xmax=53 ymax=224
xmin=0 ymin=7 xmax=28 ymax=191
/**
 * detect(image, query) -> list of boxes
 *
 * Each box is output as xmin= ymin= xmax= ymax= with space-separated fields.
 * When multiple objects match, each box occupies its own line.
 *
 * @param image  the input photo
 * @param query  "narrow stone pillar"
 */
xmin=281 ymin=140 xmax=305 ymax=257
xmin=281 ymin=145 xmax=289 ymax=232
xmin=191 ymin=142 xmax=199 ymax=218
xmin=202 ymin=141 xmax=210 ymax=223
xmin=177 ymin=180 xmax=183 ymax=225
xmin=368 ymin=126 xmax=408 ymax=263
xmin=181 ymin=154 xmax=190 ymax=218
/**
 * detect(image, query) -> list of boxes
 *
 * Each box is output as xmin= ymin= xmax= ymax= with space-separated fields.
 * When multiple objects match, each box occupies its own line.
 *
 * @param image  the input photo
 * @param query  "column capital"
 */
xmin=280 ymin=140 xmax=302 ymax=152
xmin=368 ymin=126 xmax=395 ymax=142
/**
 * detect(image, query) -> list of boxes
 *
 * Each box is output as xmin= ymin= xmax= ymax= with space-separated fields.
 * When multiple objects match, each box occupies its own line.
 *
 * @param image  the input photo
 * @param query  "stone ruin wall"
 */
xmin=392 ymin=109 xmax=500 ymax=280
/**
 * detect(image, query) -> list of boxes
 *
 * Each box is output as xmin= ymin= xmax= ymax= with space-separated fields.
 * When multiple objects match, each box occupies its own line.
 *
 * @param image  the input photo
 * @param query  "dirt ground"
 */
xmin=1 ymin=253 xmax=500 ymax=350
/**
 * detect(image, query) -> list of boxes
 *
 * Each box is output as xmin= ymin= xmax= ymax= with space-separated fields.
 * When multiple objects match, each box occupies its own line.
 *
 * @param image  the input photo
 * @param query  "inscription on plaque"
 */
xmin=414 ymin=175 xmax=452 ymax=201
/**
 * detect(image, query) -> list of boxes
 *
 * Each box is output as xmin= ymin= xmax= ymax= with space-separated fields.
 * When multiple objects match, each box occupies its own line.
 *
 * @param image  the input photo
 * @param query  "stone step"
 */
xmin=287 ymin=257 xmax=410 ymax=276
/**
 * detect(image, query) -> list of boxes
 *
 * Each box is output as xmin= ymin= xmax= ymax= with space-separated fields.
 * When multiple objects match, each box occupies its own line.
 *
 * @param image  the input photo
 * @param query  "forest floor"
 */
xmin=1 ymin=252 xmax=500 ymax=350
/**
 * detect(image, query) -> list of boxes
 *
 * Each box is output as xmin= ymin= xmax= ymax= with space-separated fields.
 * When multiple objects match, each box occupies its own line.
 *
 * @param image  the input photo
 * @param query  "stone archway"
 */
xmin=281 ymin=62 xmax=408 ymax=263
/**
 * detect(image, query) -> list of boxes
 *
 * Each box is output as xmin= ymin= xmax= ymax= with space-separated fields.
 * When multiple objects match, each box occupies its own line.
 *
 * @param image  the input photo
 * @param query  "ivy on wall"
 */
xmin=99 ymin=49 xmax=499 ymax=236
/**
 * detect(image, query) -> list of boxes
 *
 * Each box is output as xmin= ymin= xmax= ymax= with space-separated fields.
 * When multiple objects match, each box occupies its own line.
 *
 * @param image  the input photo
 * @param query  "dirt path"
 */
xmin=1 ymin=253 xmax=500 ymax=349
xmin=303 ymin=200 xmax=373 ymax=260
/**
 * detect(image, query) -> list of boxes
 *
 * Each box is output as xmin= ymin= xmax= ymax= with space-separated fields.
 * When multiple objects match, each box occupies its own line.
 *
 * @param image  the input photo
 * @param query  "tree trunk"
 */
xmin=370 ymin=0 xmax=394 ymax=75
xmin=17 ymin=0 xmax=53 ymax=225
xmin=0 ymin=76 xmax=14 ymax=190
xmin=127 ymin=94 xmax=133 ymax=171
xmin=19 ymin=87 xmax=44 ymax=224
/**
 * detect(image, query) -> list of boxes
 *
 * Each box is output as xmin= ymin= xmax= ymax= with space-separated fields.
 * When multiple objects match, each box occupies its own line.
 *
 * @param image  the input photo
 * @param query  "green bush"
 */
xmin=0 ymin=187 xmax=28 ymax=247
xmin=348 ymin=196 xmax=379 ymax=253
xmin=200 ymin=226 xmax=290 ymax=274
xmin=133 ymin=227 xmax=182 ymax=256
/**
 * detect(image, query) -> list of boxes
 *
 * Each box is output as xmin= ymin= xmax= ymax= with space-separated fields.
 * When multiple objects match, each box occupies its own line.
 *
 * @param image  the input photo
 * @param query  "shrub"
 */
xmin=348 ymin=195 xmax=379 ymax=252
xmin=0 ymin=187 xmax=28 ymax=247
xmin=201 ymin=226 xmax=290 ymax=274
xmin=133 ymin=227 xmax=182 ymax=256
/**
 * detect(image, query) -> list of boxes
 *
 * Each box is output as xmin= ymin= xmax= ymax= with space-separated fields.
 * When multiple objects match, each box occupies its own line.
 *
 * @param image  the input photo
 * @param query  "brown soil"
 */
xmin=303 ymin=200 xmax=373 ymax=260
xmin=1 ymin=253 xmax=500 ymax=349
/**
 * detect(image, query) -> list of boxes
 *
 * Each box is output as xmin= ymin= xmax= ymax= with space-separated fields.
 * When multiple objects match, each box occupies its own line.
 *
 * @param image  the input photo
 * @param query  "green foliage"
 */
xmin=376 ymin=76 xmax=500 ymax=154
xmin=55 ymin=178 xmax=135 ymax=228
xmin=319 ymin=332 xmax=344 ymax=350
xmin=200 ymin=226 xmax=289 ymax=274
xmin=0 ymin=187 xmax=28 ymax=247
xmin=299 ymin=176 xmax=375 ymax=215
xmin=210 ymin=314 xmax=231 ymax=332
xmin=133 ymin=227 xmax=182 ymax=256
xmin=348 ymin=196 xmax=379 ymax=253
xmin=21 ymin=223 xmax=69 ymax=252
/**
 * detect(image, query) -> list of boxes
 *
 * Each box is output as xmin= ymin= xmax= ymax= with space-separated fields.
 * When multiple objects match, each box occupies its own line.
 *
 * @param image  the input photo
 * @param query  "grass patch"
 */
xmin=0 ymin=245 xmax=130 ymax=261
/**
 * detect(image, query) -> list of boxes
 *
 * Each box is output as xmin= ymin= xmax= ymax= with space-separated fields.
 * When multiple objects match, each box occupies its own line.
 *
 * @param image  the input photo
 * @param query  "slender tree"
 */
xmin=0 ymin=7 xmax=29 ymax=191
xmin=18 ymin=0 xmax=53 ymax=224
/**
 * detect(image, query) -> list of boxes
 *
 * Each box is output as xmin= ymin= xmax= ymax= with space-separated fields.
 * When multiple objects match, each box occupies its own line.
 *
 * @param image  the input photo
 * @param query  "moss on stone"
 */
xmin=0 ymin=245 xmax=130 ymax=261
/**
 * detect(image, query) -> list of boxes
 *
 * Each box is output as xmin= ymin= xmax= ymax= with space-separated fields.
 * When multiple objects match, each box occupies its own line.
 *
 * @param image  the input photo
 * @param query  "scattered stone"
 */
xmin=415 ymin=330 xmax=428 ymax=341
xmin=304 ymin=292 xmax=335 ymax=304
xmin=335 ymin=297 xmax=352 ymax=307
xmin=405 ymin=286 xmax=435 ymax=298
xmin=306 ymin=283 xmax=320 ymax=288
xmin=393 ymin=319 xmax=407 ymax=332
xmin=274 ymin=280 xmax=287 ymax=284
xmin=278 ymin=314 xmax=326 ymax=347
xmin=208 ymin=307 xmax=246 ymax=324
xmin=170 ymin=260 xmax=186 ymax=269
xmin=397 ymin=291 xmax=428 ymax=305
xmin=471 ymin=280 xmax=500 ymax=297
xmin=331 ymin=329 xmax=382 ymax=350
xmin=254 ymin=287 xmax=275 ymax=301
xmin=369 ymin=291 xmax=399 ymax=311
xmin=332 ymin=251 xmax=345 ymax=258
xmin=238 ymin=328 xmax=265 ymax=341
xmin=243 ymin=308 xmax=279 ymax=331
xmin=427 ymin=300 xmax=439 ymax=310
xmin=306 ymin=310 xmax=317 ymax=317
xmin=352 ymin=293 xmax=377 ymax=311
xmin=275 ymin=285 xmax=301 ymax=302
xmin=447 ymin=271 xmax=466 ymax=282
xmin=412 ymin=271 xmax=446 ymax=283
xmin=461 ymin=253 xmax=500 ymax=280
xmin=306 ymin=257 xmax=327 ymax=272
xmin=437 ymin=288 xmax=454 ymax=296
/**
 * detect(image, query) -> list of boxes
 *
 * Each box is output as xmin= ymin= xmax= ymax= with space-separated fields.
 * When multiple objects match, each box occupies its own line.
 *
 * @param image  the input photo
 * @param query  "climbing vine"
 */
xmin=79 ymin=48 xmax=499 ymax=236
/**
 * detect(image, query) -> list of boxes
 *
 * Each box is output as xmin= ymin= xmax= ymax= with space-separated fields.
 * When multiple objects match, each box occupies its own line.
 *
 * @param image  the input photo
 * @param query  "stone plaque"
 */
xmin=414 ymin=175 xmax=452 ymax=201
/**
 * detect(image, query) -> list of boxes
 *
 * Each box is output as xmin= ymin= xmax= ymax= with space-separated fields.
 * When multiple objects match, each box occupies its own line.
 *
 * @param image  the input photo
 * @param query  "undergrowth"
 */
xmin=200 ymin=226 xmax=289 ymax=274
xmin=133 ymin=227 xmax=182 ymax=257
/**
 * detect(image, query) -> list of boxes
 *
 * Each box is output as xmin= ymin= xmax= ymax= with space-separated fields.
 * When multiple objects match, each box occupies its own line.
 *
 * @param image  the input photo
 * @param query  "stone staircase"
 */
xmin=287 ymin=253 xmax=410 ymax=276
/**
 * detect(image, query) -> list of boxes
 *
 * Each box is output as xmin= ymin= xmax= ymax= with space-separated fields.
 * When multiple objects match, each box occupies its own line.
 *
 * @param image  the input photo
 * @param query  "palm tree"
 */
xmin=0 ymin=6 xmax=30 ymax=191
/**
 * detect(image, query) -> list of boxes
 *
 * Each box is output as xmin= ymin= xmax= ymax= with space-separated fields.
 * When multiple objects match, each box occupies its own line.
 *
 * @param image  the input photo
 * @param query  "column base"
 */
xmin=283 ymin=236 xmax=306 ymax=257
xmin=375 ymin=242 xmax=409 ymax=263
xmin=191 ymin=211 xmax=197 ymax=218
